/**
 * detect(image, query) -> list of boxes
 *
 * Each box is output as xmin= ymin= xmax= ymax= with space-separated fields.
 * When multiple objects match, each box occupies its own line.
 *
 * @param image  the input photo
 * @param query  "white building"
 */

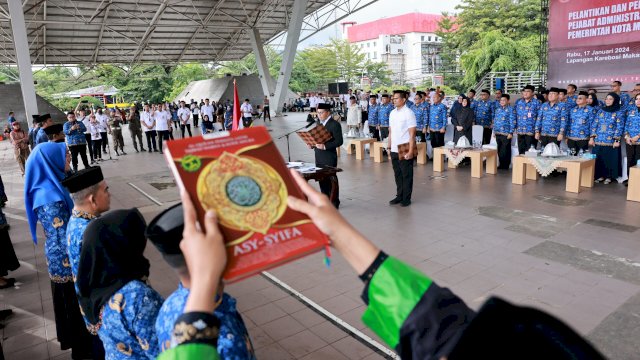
xmin=345 ymin=13 xmax=446 ymax=85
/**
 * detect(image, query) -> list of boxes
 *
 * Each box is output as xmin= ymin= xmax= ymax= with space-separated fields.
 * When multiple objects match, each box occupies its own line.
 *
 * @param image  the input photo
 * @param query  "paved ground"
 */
xmin=1 ymin=113 xmax=640 ymax=359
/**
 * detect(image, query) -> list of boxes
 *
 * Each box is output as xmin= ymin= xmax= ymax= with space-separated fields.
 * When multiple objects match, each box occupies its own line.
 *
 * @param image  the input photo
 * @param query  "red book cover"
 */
xmin=164 ymin=127 xmax=329 ymax=282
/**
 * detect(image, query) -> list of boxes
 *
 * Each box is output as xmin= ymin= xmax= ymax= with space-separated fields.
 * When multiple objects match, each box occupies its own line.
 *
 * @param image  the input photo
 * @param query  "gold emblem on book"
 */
xmin=197 ymin=152 xmax=287 ymax=234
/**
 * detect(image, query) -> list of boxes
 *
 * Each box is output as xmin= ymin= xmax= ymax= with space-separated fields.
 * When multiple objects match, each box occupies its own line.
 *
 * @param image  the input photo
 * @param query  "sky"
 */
xmin=297 ymin=0 xmax=462 ymax=48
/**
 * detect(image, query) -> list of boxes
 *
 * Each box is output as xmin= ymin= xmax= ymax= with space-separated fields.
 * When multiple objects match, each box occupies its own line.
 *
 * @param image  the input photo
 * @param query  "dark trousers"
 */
xmin=416 ymin=130 xmax=426 ymax=143
xmin=193 ymin=114 xmax=199 ymax=127
xmin=627 ymin=144 xmax=640 ymax=175
xmin=517 ymin=134 xmax=537 ymax=154
xmin=482 ymin=127 xmax=492 ymax=144
xmin=539 ymin=135 xmax=559 ymax=148
xmin=91 ymin=139 xmax=102 ymax=160
xmin=69 ymin=144 xmax=90 ymax=170
xmin=180 ymin=124 xmax=192 ymax=138
xmin=567 ymin=139 xmax=589 ymax=154
xmin=430 ymin=131 xmax=445 ymax=149
xmin=131 ymin=129 xmax=144 ymax=151
xmin=145 ymin=131 xmax=157 ymax=151
xmin=369 ymin=126 xmax=380 ymax=141
xmin=157 ymin=130 xmax=170 ymax=152
xmin=496 ymin=134 xmax=512 ymax=169
xmin=100 ymin=132 xmax=108 ymax=152
xmin=84 ymin=134 xmax=93 ymax=160
xmin=391 ymin=152 xmax=414 ymax=203
xmin=319 ymin=177 xmax=340 ymax=209
xmin=380 ymin=127 xmax=389 ymax=140
xmin=242 ymin=116 xmax=252 ymax=128
xmin=263 ymin=106 xmax=271 ymax=121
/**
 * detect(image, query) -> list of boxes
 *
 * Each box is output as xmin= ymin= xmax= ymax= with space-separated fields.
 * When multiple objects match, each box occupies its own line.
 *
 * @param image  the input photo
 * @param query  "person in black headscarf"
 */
xmin=449 ymin=94 xmax=464 ymax=122
xmin=452 ymin=96 xmax=474 ymax=144
xmin=589 ymin=92 xmax=625 ymax=184
xmin=587 ymin=93 xmax=600 ymax=112
xmin=77 ymin=209 xmax=164 ymax=359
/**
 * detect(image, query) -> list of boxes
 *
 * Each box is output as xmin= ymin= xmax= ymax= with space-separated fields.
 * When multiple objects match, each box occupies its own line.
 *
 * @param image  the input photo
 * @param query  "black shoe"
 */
xmin=121 ymin=151 xmax=127 ymax=155
xmin=400 ymin=200 xmax=411 ymax=207
xmin=135 ymin=148 xmax=139 ymax=153
xmin=141 ymin=148 xmax=146 ymax=152
xmin=389 ymin=198 xmax=402 ymax=205
xmin=154 ymin=149 xmax=159 ymax=152
xmin=0 ymin=278 xmax=15 ymax=289
xmin=0 ymin=309 xmax=12 ymax=320
xmin=159 ymin=151 xmax=163 ymax=154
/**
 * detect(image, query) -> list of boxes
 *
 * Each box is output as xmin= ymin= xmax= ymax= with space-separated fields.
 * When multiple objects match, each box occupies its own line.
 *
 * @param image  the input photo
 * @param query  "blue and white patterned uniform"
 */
xmin=535 ymin=102 xmax=568 ymax=137
xmin=34 ymin=201 xmax=72 ymax=283
xmin=377 ymin=103 xmax=394 ymax=127
xmin=591 ymin=110 xmax=624 ymax=146
xmin=473 ymin=100 xmax=493 ymax=128
xmin=493 ymin=105 xmax=516 ymax=136
xmin=98 ymin=280 xmax=163 ymax=360
xmin=63 ymin=121 xmax=87 ymax=146
xmin=155 ymin=284 xmax=255 ymax=359
xmin=566 ymin=106 xmax=595 ymax=140
xmin=411 ymin=102 xmax=429 ymax=130
xmin=428 ymin=103 xmax=448 ymax=131
xmin=624 ymin=107 xmax=640 ymax=139
xmin=565 ymin=95 xmax=578 ymax=109
xmin=368 ymin=103 xmax=380 ymax=127
xmin=515 ymin=97 xmax=541 ymax=135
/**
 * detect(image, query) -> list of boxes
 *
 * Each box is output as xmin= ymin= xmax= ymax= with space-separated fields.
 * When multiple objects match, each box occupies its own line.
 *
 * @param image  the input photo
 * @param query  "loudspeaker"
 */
xmin=328 ymin=82 xmax=349 ymax=95
xmin=328 ymin=83 xmax=338 ymax=95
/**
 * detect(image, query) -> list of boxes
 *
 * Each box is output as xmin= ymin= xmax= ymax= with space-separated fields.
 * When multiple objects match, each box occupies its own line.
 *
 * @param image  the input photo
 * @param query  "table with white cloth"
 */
xmin=512 ymin=155 xmax=595 ymax=193
xmin=433 ymin=147 xmax=497 ymax=178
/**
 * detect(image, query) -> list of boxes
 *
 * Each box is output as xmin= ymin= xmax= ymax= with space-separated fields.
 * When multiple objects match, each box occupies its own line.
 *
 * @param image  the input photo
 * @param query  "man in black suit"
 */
xmin=313 ymin=103 xmax=343 ymax=208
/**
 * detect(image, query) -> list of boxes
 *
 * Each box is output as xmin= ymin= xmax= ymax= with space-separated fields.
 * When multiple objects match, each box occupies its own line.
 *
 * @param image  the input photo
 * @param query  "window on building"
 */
xmin=367 ymin=42 xmax=370 ymax=48
xmin=373 ymin=41 xmax=376 ymax=46
xmin=373 ymin=51 xmax=377 ymax=59
xmin=385 ymin=44 xmax=390 ymax=53
xmin=421 ymin=36 xmax=424 ymax=41
xmin=428 ymin=36 xmax=432 ymax=42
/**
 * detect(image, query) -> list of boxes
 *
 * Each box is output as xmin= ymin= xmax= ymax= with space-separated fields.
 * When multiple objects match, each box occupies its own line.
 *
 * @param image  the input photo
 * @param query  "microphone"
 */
xmin=304 ymin=121 xmax=315 ymax=128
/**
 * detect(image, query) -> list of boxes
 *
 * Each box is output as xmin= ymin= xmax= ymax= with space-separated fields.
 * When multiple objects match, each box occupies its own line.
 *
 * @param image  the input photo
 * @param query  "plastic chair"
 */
xmin=472 ymin=125 xmax=484 ymax=144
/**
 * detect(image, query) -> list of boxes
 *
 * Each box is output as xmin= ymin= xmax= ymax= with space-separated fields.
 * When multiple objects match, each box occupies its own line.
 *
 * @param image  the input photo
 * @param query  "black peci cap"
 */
xmin=62 ymin=167 xmax=104 ymax=193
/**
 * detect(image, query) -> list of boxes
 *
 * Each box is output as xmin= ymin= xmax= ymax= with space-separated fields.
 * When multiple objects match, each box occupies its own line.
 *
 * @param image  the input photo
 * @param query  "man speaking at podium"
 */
xmin=313 ymin=103 xmax=343 ymax=208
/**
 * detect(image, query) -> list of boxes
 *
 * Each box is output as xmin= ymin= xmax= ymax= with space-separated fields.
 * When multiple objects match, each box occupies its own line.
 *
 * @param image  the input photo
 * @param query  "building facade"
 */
xmin=345 ymin=13 xmax=445 ymax=85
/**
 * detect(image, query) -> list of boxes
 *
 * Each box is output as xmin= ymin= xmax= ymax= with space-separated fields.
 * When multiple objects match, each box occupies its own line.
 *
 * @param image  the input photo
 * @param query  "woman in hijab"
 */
xmin=623 ymin=93 xmax=640 ymax=184
xmin=587 ymin=93 xmax=600 ymax=112
xmin=453 ymin=96 xmax=475 ymax=144
xmin=77 ymin=208 xmax=163 ymax=360
xmin=24 ymin=142 xmax=94 ymax=359
xmin=589 ymin=92 xmax=625 ymax=184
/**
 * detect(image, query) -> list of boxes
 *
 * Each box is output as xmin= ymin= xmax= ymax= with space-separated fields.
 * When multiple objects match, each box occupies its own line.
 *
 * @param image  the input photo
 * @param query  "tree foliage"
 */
xmin=437 ymin=0 xmax=542 ymax=91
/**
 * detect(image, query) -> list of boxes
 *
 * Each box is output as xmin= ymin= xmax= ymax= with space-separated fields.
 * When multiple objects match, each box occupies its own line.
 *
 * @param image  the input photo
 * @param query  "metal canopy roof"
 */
xmin=0 ymin=0 xmax=377 ymax=66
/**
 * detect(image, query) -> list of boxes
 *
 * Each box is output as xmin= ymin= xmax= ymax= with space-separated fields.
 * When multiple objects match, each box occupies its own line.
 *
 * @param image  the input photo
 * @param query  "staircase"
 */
xmin=473 ymin=71 xmax=546 ymax=94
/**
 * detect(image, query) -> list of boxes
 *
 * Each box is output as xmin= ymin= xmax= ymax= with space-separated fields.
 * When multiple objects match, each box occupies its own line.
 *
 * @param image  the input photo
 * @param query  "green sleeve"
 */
xmin=157 ymin=344 xmax=220 ymax=360
xmin=361 ymin=257 xmax=432 ymax=348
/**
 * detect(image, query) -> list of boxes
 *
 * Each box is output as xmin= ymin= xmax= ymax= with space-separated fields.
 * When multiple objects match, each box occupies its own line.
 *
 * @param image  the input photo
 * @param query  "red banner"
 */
xmin=548 ymin=0 xmax=640 ymax=91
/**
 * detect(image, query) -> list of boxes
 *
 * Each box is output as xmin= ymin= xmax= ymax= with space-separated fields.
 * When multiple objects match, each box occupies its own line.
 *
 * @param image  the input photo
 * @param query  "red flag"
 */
xmin=232 ymin=79 xmax=241 ymax=131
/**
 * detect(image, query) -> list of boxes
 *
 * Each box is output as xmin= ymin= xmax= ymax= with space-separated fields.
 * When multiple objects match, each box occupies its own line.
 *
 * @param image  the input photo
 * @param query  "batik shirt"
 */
xmin=377 ymin=103 xmax=394 ymax=127
xmin=624 ymin=107 xmax=640 ymax=140
xmin=591 ymin=110 xmax=624 ymax=146
xmin=566 ymin=106 xmax=595 ymax=140
xmin=368 ymin=103 xmax=380 ymax=126
xmin=63 ymin=121 xmax=87 ymax=146
xmin=34 ymin=201 xmax=72 ymax=283
xmin=428 ymin=103 xmax=448 ymax=131
xmin=35 ymin=127 xmax=49 ymax=145
xmin=98 ymin=280 xmax=163 ymax=360
xmin=411 ymin=102 xmax=429 ymax=130
xmin=535 ymin=102 xmax=567 ymax=137
xmin=473 ymin=100 xmax=493 ymax=128
xmin=515 ymin=98 xmax=541 ymax=135
xmin=155 ymin=284 xmax=255 ymax=360
xmin=565 ymin=95 xmax=578 ymax=109
xmin=620 ymin=93 xmax=631 ymax=110
xmin=66 ymin=210 xmax=96 ymax=282
xmin=493 ymin=105 xmax=516 ymax=136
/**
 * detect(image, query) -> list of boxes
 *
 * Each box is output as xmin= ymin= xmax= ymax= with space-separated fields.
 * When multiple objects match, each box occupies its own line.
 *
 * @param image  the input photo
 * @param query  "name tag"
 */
xmin=527 ymin=112 xmax=532 ymax=118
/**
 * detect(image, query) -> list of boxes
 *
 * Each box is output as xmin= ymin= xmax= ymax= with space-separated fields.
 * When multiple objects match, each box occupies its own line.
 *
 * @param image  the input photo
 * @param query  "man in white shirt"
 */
xmin=240 ymin=99 xmax=253 ymax=128
xmin=177 ymin=101 xmax=192 ymax=138
xmin=141 ymin=104 xmax=158 ymax=152
xmin=388 ymin=90 xmax=417 ymax=207
xmin=190 ymin=102 xmax=200 ymax=128
xmin=200 ymin=98 xmax=215 ymax=133
xmin=76 ymin=106 xmax=93 ymax=161
xmin=154 ymin=103 xmax=171 ymax=153
xmin=95 ymin=107 xmax=110 ymax=154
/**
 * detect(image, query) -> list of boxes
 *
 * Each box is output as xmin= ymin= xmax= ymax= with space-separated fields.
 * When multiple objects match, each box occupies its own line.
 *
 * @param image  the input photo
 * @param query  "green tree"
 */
xmin=364 ymin=61 xmax=392 ymax=88
xmin=168 ymin=63 xmax=213 ymax=100
xmin=459 ymin=30 xmax=539 ymax=88
xmin=216 ymin=46 xmax=282 ymax=79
